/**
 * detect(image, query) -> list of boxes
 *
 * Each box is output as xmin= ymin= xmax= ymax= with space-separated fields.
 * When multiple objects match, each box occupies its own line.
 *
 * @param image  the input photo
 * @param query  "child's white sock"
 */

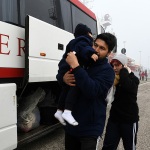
xmin=54 ymin=110 xmax=66 ymax=126
xmin=62 ymin=110 xmax=78 ymax=126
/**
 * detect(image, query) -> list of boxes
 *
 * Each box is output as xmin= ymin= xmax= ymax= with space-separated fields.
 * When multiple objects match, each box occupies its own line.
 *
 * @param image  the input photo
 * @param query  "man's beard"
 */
xmin=98 ymin=54 xmax=108 ymax=60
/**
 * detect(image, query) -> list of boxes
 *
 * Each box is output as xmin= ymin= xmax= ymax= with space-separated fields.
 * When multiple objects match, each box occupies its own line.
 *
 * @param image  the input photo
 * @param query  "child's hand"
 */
xmin=91 ymin=54 xmax=98 ymax=62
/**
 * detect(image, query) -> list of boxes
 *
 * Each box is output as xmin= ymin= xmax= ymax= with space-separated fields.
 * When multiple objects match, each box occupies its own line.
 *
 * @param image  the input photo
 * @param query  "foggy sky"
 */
xmin=91 ymin=0 xmax=150 ymax=69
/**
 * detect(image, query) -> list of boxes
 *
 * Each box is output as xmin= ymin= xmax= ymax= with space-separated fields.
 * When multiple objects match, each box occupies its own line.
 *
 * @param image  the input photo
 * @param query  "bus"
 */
xmin=0 ymin=0 xmax=104 ymax=149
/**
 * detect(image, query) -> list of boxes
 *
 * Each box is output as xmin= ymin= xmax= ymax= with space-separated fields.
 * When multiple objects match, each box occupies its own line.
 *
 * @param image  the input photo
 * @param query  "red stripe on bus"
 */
xmin=0 ymin=68 xmax=24 ymax=78
xmin=69 ymin=0 xmax=96 ymax=20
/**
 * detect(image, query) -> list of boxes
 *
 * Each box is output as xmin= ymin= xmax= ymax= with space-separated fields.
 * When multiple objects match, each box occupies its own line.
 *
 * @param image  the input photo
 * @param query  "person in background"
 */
xmin=145 ymin=70 xmax=148 ymax=81
xmin=102 ymin=53 xmax=139 ymax=150
xmin=54 ymin=23 xmax=98 ymax=126
xmin=141 ymin=71 xmax=145 ymax=81
xmin=58 ymin=33 xmax=117 ymax=150
xmin=139 ymin=70 xmax=141 ymax=80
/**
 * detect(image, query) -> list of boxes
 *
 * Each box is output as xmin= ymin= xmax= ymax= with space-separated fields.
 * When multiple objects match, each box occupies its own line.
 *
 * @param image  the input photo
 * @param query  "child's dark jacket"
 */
xmin=56 ymin=35 xmax=96 ymax=85
xmin=64 ymin=35 xmax=95 ymax=65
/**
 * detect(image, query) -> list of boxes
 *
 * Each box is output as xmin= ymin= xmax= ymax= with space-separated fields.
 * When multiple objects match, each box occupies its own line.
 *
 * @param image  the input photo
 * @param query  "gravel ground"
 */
xmin=16 ymin=80 xmax=150 ymax=150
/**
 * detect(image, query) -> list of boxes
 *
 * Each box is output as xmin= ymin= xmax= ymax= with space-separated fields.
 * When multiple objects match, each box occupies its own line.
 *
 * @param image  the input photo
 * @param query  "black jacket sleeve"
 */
xmin=119 ymin=68 xmax=139 ymax=93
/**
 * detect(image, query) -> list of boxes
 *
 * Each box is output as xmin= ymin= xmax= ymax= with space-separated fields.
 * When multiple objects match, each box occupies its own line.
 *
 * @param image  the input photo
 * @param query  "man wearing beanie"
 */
xmin=57 ymin=32 xmax=116 ymax=150
xmin=55 ymin=23 xmax=98 ymax=126
xmin=102 ymin=53 xmax=140 ymax=150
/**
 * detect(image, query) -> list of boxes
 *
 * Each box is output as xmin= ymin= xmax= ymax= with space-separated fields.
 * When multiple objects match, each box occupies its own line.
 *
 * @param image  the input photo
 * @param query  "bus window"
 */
xmin=57 ymin=0 xmax=72 ymax=33
xmin=59 ymin=0 xmax=97 ymax=36
xmin=0 ymin=0 xmax=98 ymax=36
xmin=20 ymin=0 xmax=58 ymax=27
xmin=0 ymin=0 xmax=18 ymax=24
xmin=71 ymin=4 xmax=97 ymax=37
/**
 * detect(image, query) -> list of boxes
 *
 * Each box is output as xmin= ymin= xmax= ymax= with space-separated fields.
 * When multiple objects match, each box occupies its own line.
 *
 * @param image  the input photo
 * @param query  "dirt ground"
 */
xmin=16 ymin=81 xmax=150 ymax=150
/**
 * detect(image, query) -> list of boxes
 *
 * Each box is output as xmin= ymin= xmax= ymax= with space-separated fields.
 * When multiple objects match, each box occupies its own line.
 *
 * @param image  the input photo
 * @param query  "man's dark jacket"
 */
xmin=57 ymin=58 xmax=115 ymax=137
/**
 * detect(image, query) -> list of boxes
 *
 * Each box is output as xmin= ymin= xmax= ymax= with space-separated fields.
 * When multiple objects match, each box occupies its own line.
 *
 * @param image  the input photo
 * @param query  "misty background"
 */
xmin=80 ymin=0 xmax=150 ymax=71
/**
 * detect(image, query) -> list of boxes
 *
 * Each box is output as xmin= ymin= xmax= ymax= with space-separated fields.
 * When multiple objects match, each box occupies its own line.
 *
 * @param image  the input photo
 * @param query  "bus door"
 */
xmin=25 ymin=15 xmax=74 ymax=83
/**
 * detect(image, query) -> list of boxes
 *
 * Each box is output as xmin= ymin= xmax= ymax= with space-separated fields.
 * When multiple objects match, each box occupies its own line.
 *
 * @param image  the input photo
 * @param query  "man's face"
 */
xmin=93 ymin=39 xmax=110 ymax=59
xmin=111 ymin=60 xmax=123 ymax=75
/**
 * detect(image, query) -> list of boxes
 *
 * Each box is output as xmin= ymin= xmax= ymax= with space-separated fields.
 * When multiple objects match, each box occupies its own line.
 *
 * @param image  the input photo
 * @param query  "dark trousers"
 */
xmin=58 ymin=85 xmax=80 ymax=111
xmin=65 ymin=132 xmax=99 ymax=150
xmin=102 ymin=119 xmax=138 ymax=150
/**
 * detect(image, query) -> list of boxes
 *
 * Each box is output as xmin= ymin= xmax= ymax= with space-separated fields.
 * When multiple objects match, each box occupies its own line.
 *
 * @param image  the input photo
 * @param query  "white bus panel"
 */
xmin=27 ymin=16 xmax=74 ymax=82
xmin=0 ymin=83 xmax=17 ymax=150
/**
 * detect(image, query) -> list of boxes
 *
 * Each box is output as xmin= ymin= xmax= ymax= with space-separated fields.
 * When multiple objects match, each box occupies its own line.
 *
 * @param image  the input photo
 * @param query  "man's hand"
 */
xmin=63 ymin=71 xmax=76 ymax=86
xmin=66 ymin=52 xmax=79 ymax=69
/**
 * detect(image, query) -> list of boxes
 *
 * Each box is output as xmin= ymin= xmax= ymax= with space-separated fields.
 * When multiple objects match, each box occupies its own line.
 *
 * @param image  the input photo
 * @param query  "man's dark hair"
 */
xmin=95 ymin=33 xmax=117 ymax=52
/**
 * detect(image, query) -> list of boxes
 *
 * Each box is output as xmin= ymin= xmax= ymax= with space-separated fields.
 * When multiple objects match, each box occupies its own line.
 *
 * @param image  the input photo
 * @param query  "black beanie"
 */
xmin=74 ymin=23 xmax=92 ymax=38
